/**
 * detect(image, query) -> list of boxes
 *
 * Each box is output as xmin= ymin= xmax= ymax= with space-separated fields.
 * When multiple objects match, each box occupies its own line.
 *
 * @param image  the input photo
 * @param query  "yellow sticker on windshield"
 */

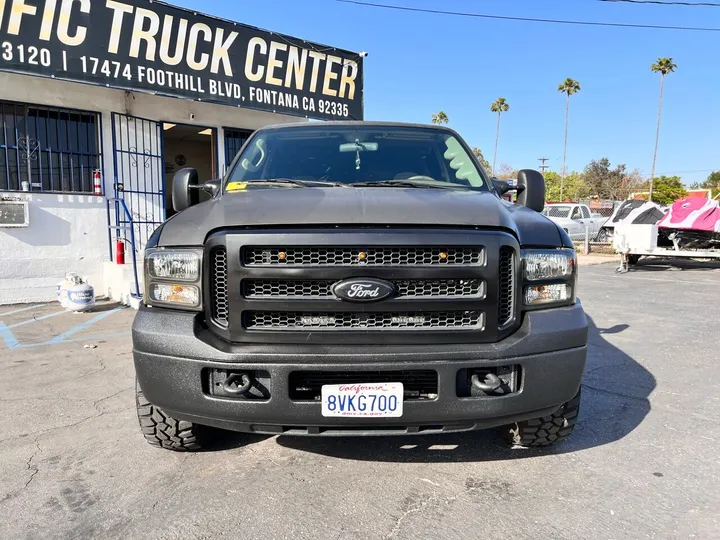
xmin=226 ymin=182 xmax=248 ymax=192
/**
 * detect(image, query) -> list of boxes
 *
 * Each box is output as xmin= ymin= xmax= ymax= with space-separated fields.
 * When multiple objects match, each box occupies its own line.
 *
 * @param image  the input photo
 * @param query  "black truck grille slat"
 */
xmin=498 ymin=247 xmax=515 ymax=326
xmin=289 ymin=370 xmax=438 ymax=401
xmin=211 ymin=248 xmax=229 ymax=326
xmin=243 ymin=279 xmax=483 ymax=299
xmin=243 ymin=246 xmax=483 ymax=266
xmin=245 ymin=311 xmax=483 ymax=330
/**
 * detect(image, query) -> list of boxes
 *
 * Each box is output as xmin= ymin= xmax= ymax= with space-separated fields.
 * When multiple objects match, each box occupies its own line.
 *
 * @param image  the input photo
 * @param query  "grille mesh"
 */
xmin=211 ymin=248 xmax=228 ymax=326
xmin=243 ymin=279 xmax=483 ymax=299
xmin=243 ymin=247 xmax=483 ymax=266
xmin=498 ymin=247 xmax=515 ymax=326
xmin=245 ymin=311 xmax=482 ymax=330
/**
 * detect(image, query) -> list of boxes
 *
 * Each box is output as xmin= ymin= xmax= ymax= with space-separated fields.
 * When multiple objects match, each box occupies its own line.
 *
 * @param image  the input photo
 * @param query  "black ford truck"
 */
xmin=133 ymin=122 xmax=587 ymax=451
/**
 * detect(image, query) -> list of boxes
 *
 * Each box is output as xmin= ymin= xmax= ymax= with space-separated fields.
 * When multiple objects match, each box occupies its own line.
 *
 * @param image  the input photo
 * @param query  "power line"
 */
xmin=538 ymin=157 xmax=550 ymax=173
xmin=600 ymin=0 xmax=720 ymax=6
xmin=336 ymin=0 xmax=720 ymax=31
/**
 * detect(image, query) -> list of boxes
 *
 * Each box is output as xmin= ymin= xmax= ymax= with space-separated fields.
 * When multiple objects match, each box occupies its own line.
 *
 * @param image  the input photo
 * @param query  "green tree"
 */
xmin=431 ymin=111 xmax=449 ymax=124
xmin=583 ymin=158 xmax=635 ymax=200
xmin=490 ymin=97 xmax=509 ymax=175
xmin=649 ymin=57 xmax=678 ymax=201
xmin=638 ymin=175 xmax=687 ymax=205
xmin=544 ymin=171 xmax=588 ymax=202
xmin=558 ymin=78 xmax=581 ymax=201
xmin=694 ymin=170 xmax=720 ymax=197
xmin=471 ymin=147 xmax=492 ymax=173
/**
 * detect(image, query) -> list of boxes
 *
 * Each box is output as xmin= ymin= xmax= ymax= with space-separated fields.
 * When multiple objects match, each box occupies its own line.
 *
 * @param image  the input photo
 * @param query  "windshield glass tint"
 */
xmin=226 ymin=126 xmax=488 ymax=190
xmin=542 ymin=205 xmax=572 ymax=218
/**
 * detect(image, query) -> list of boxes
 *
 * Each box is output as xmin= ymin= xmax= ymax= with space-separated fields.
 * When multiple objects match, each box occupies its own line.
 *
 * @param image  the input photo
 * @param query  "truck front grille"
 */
xmin=243 ymin=279 xmax=484 ymax=299
xmin=243 ymin=246 xmax=483 ymax=266
xmin=205 ymin=230 xmax=519 ymax=345
xmin=498 ymin=247 xmax=515 ymax=326
xmin=245 ymin=311 xmax=483 ymax=330
xmin=210 ymin=247 xmax=228 ymax=327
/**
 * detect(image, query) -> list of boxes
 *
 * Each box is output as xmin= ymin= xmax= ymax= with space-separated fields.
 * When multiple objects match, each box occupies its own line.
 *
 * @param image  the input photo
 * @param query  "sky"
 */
xmin=173 ymin=0 xmax=719 ymax=185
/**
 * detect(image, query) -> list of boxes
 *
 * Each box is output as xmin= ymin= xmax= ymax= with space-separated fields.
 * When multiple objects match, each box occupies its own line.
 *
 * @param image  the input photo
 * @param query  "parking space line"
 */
xmin=44 ymin=307 xmax=126 ymax=345
xmin=7 ymin=310 xmax=67 ymax=329
xmin=0 ymin=304 xmax=46 ymax=317
xmin=0 ymin=323 xmax=19 ymax=349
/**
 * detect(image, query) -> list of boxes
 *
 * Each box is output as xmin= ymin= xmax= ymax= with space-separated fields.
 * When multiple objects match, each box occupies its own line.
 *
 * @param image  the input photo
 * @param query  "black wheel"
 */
xmin=504 ymin=390 xmax=581 ymax=447
xmin=136 ymin=379 xmax=205 ymax=451
xmin=628 ymin=255 xmax=641 ymax=265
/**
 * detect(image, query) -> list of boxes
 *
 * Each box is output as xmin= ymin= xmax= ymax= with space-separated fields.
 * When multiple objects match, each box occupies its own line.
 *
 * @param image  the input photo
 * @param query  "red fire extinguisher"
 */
xmin=93 ymin=170 xmax=102 ymax=195
xmin=116 ymin=240 xmax=125 ymax=265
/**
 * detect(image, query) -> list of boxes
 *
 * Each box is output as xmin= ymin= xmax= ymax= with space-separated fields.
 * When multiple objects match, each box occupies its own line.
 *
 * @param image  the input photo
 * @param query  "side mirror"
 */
xmin=515 ymin=169 xmax=545 ymax=212
xmin=172 ymin=168 xmax=200 ymax=212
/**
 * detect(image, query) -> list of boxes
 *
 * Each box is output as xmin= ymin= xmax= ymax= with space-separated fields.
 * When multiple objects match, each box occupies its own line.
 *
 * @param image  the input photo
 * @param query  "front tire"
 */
xmin=504 ymin=390 xmax=581 ymax=447
xmin=136 ymin=380 xmax=205 ymax=451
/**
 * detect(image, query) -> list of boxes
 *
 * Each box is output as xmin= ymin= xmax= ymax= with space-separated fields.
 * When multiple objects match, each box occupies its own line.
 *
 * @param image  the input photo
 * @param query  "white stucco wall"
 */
xmin=0 ymin=73 xmax=305 ymax=305
xmin=0 ymin=193 xmax=107 ymax=303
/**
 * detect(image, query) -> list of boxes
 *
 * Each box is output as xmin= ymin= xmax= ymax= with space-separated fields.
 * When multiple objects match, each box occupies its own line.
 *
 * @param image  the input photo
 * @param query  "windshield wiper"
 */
xmin=352 ymin=179 xmax=470 ymax=190
xmin=245 ymin=179 xmax=349 ymax=188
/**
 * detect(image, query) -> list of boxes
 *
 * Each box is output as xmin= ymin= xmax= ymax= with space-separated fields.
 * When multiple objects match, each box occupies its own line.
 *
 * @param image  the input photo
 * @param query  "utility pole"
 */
xmin=538 ymin=157 xmax=549 ymax=173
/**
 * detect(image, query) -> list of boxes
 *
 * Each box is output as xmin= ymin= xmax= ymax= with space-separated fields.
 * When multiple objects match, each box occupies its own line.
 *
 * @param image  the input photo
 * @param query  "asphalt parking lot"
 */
xmin=1 ymin=262 xmax=719 ymax=540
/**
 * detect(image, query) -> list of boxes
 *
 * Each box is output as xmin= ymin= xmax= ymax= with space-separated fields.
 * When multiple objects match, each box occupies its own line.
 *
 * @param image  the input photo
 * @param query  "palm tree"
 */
xmin=649 ymin=57 xmax=677 ymax=201
xmin=490 ymin=97 xmax=509 ymax=176
xmin=558 ymin=78 xmax=581 ymax=201
xmin=431 ymin=111 xmax=449 ymax=124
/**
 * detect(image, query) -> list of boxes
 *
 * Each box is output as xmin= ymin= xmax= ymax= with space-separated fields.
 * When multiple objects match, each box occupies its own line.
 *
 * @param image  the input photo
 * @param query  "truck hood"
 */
xmin=158 ymin=187 xmax=563 ymax=247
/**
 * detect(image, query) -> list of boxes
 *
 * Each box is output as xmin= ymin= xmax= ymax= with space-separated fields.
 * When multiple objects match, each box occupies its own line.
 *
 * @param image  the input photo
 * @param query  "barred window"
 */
xmin=0 ymin=100 xmax=102 ymax=193
xmin=224 ymin=127 xmax=253 ymax=171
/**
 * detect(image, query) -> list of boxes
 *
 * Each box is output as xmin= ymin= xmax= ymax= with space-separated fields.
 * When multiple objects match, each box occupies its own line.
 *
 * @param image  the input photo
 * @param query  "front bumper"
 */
xmin=132 ymin=302 xmax=588 ymax=436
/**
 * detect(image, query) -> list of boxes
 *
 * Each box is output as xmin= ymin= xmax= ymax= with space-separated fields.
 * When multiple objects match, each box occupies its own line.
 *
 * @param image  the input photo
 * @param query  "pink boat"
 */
xmin=658 ymin=197 xmax=720 ymax=249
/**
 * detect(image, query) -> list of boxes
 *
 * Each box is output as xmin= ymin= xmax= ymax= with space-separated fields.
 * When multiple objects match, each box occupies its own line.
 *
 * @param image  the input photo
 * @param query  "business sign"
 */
xmin=0 ymin=0 xmax=364 ymax=120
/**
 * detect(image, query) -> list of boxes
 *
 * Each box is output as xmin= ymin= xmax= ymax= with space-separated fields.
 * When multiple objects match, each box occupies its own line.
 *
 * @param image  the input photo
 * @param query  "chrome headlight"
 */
xmin=144 ymin=248 xmax=203 ymax=310
xmin=522 ymin=249 xmax=576 ymax=307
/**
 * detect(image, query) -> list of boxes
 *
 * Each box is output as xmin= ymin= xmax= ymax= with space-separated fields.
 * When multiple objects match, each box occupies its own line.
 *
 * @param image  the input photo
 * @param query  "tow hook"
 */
xmin=471 ymin=373 xmax=503 ymax=393
xmin=222 ymin=373 xmax=253 ymax=396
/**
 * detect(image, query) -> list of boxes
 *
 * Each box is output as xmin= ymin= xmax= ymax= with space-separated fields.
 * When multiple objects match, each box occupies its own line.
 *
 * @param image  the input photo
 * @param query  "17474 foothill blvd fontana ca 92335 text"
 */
xmin=0 ymin=0 xmax=364 ymax=120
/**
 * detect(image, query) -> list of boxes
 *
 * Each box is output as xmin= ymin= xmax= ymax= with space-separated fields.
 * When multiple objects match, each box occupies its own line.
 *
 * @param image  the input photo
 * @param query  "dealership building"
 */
xmin=0 ymin=0 xmax=364 ymax=305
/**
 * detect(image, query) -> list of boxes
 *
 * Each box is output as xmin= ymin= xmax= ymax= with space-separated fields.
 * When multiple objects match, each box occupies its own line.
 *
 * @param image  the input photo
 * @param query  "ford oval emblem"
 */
xmin=332 ymin=278 xmax=396 ymax=303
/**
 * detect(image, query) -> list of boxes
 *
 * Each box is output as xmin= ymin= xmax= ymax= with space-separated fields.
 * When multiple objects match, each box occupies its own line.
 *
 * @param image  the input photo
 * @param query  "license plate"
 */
xmin=321 ymin=382 xmax=404 ymax=418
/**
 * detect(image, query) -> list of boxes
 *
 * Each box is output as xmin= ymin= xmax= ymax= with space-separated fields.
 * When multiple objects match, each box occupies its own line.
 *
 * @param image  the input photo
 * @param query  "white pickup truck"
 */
xmin=542 ymin=203 xmax=608 ymax=241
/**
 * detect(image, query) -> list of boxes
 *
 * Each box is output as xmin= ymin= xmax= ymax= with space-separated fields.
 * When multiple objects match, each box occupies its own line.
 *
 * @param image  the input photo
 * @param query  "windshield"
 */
xmin=226 ymin=126 xmax=489 ymax=190
xmin=542 ymin=205 xmax=573 ymax=218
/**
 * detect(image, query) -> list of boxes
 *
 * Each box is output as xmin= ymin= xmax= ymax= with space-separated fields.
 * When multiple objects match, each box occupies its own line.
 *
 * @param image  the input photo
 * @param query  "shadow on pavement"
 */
xmin=632 ymin=258 xmax=720 ymax=271
xmin=270 ymin=316 xmax=655 ymax=463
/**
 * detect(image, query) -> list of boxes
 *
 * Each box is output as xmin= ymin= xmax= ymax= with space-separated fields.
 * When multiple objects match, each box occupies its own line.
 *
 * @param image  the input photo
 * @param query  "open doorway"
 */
xmin=162 ymin=123 xmax=217 ymax=217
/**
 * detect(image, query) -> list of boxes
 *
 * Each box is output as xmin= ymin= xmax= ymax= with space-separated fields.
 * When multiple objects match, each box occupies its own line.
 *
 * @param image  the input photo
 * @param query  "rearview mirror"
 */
xmin=172 ymin=168 xmax=200 ymax=212
xmin=515 ymin=170 xmax=545 ymax=212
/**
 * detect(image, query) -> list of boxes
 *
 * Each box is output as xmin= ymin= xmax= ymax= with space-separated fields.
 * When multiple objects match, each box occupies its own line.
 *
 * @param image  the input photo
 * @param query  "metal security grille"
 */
xmin=243 ymin=279 xmax=484 ymax=299
xmin=245 ymin=311 xmax=483 ymax=330
xmin=224 ymin=128 xmax=253 ymax=171
xmin=0 ymin=100 xmax=101 ymax=193
xmin=243 ymin=247 xmax=484 ymax=267
xmin=111 ymin=113 xmax=165 ymax=253
xmin=498 ymin=248 xmax=515 ymax=326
